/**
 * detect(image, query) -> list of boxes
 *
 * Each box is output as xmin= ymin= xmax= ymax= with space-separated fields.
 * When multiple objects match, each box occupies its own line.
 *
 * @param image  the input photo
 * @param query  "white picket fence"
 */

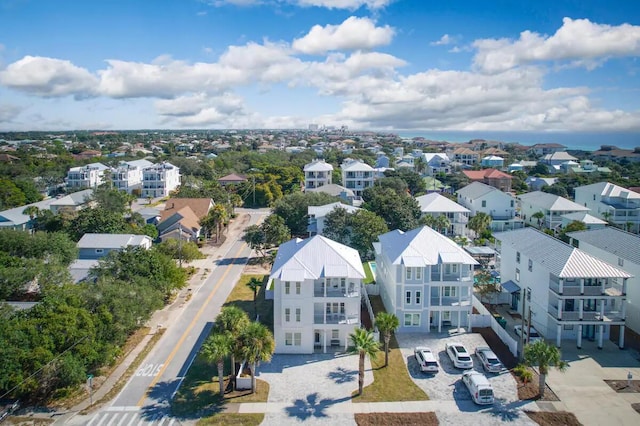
xmin=472 ymin=296 xmax=518 ymax=357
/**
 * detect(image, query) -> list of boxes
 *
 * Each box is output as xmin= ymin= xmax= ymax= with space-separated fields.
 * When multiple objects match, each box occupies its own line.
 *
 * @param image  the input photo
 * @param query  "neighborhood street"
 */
xmin=63 ymin=209 xmax=269 ymax=425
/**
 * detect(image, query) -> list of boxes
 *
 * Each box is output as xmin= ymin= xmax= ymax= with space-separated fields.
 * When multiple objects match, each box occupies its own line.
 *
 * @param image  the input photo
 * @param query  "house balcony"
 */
xmin=313 ymin=286 xmax=360 ymax=298
xmin=431 ymin=273 xmax=473 ymax=282
xmin=549 ymin=281 xmax=625 ymax=297
xmin=313 ymin=313 xmax=359 ymax=325
xmin=429 ymin=296 xmax=471 ymax=307
xmin=548 ymin=305 xmax=625 ymax=322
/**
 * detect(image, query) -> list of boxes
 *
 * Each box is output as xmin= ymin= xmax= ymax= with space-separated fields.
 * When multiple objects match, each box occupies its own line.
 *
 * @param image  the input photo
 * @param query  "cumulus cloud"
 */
xmin=430 ymin=34 xmax=456 ymax=46
xmin=0 ymin=56 xmax=98 ymax=98
xmin=293 ymin=0 xmax=393 ymax=9
xmin=473 ymin=17 xmax=640 ymax=73
xmin=293 ymin=16 xmax=394 ymax=55
xmin=0 ymin=104 xmax=22 ymax=122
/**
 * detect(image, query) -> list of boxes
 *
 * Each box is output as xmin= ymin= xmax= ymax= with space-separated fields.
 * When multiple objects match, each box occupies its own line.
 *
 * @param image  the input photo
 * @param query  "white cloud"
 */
xmin=430 ymin=34 xmax=455 ymax=46
xmin=0 ymin=103 xmax=22 ymax=122
xmin=292 ymin=16 xmax=394 ymax=55
xmin=0 ymin=55 xmax=98 ymax=98
xmin=204 ymin=0 xmax=262 ymax=6
xmin=473 ymin=17 xmax=640 ymax=73
xmin=292 ymin=0 xmax=393 ymax=9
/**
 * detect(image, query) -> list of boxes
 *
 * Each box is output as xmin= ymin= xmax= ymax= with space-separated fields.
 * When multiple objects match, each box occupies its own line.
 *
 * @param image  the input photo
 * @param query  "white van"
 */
xmin=461 ymin=370 xmax=494 ymax=405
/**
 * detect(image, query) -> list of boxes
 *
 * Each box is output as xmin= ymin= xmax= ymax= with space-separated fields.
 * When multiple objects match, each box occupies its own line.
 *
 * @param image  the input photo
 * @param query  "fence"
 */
xmin=472 ymin=296 xmax=518 ymax=357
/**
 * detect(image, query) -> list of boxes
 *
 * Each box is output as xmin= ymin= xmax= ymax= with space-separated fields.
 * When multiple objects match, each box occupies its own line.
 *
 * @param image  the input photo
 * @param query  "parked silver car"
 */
xmin=475 ymin=346 xmax=503 ymax=373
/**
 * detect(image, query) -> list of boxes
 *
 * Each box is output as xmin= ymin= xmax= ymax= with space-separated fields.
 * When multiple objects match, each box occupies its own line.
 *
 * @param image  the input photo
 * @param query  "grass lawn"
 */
xmin=171 ymin=274 xmax=273 ymax=422
xmin=362 ymin=262 xmax=375 ymax=284
xmin=355 ymin=412 xmax=438 ymax=426
xmin=353 ymin=295 xmax=429 ymax=402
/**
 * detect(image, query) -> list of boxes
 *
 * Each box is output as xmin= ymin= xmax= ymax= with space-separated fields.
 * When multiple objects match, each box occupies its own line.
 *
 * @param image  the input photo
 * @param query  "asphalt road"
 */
xmin=66 ymin=209 xmax=268 ymax=425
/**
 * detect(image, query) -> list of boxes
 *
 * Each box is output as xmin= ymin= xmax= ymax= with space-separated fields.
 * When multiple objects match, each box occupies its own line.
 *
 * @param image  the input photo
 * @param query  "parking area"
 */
xmin=397 ymin=332 xmax=519 ymax=403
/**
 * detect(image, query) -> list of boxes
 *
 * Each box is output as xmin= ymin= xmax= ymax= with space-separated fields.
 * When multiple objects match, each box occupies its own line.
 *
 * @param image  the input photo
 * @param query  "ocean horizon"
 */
xmin=392 ymin=130 xmax=640 ymax=152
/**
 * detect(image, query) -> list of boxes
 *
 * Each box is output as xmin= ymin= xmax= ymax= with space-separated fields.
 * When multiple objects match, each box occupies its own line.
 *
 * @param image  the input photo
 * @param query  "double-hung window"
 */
xmin=403 ymin=313 xmax=420 ymax=327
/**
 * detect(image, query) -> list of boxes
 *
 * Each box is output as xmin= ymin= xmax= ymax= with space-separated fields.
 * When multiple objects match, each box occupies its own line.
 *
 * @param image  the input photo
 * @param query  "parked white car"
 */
xmin=514 ymin=324 xmax=543 ymax=343
xmin=414 ymin=347 xmax=439 ymax=373
xmin=462 ymin=370 xmax=494 ymax=405
xmin=475 ymin=346 xmax=503 ymax=373
xmin=445 ymin=342 xmax=473 ymax=369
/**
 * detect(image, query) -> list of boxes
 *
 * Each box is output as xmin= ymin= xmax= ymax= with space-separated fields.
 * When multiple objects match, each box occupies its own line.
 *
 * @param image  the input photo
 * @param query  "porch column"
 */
xmin=580 ymin=278 xmax=584 ymax=295
xmin=558 ymin=302 xmax=563 ymax=320
xmin=619 ymin=326 xmax=625 ymax=349
xmin=323 ymin=332 xmax=327 ymax=354
xmin=577 ymin=325 xmax=582 ymax=349
xmin=457 ymin=310 xmax=462 ymax=332
xmin=598 ymin=325 xmax=604 ymax=349
xmin=621 ymin=300 xmax=627 ymax=320
xmin=579 ymin=299 xmax=583 ymax=320
xmin=438 ymin=311 xmax=442 ymax=333
xmin=559 ymin=278 xmax=563 ymax=294
xmin=556 ymin=324 xmax=562 ymax=347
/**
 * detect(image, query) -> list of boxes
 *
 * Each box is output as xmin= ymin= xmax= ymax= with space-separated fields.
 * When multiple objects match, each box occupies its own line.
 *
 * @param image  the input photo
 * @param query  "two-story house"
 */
xmin=517 ymin=191 xmax=590 ymax=230
xmin=66 ymin=162 xmax=109 ymax=189
xmin=422 ymin=153 xmax=452 ymax=176
xmin=452 ymin=147 xmax=479 ymax=167
xmin=141 ymin=162 xmax=181 ymax=198
xmin=111 ymin=159 xmax=154 ymax=194
xmin=341 ymin=159 xmax=375 ymax=197
xmin=373 ymin=226 xmax=478 ymax=333
xmin=303 ymin=159 xmax=333 ymax=190
xmin=456 ymin=182 xmax=523 ymax=232
xmin=462 ymin=169 xmax=512 ymax=193
xmin=480 ymin=156 xmax=504 ymax=169
xmin=268 ymin=235 xmax=365 ymax=354
xmin=415 ymin=193 xmax=470 ymax=236
xmin=308 ymin=202 xmax=361 ymax=236
xmin=574 ymin=182 xmax=640 ymax=234
xmin=495 ymin=228 xmax=631 ymax=349
xmin=568 ymin=228 xmax=640 ymax=349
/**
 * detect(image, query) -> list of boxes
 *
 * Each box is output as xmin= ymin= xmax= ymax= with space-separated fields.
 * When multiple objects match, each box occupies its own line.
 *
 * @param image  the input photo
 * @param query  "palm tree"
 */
xmin=239 ymin=322 xmax=275 ymax=393
xmin=523 ymin=340 xmax=568 ymax=398
xmin=214 ymin=306 xmax=250 ymax=390
xmin=468 ymin=212 xmax=492 ymax=238
xmin=22 ymin=206 xmax=40 ymax=234
xmin=246 ymin=277 xmax=263 ymax=319
xmin=349 ymin=328 xmax=380 ymax=396
xmin=433 ymin=214 xmax=451 ymax=235
xmin=374 ymin=312 xmax=399 ymax=368
xmin=532 ymin=211 xmax=545 ymax=228
xmin=200 ymin=332 xmax=233 ymax=395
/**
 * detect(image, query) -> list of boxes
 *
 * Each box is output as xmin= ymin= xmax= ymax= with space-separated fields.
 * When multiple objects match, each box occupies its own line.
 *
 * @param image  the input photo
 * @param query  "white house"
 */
xmin=567 ymin=228 xmax=640 ymax=347
xmin=268 ymin=235 xmax=365 ymax=354
xmin=560 ymin=212 xmax=607 ymax=230
xmin=308 ymin=202 xmax=361 ymax=236
xmin=141 ymin=162 xmax=181 ymax=198
xmin=415 ymin=193 xmax=470 ymax=236
xmin=481 ymin=155 xmax=504 ymax=168
xmin=574 ymin=182 xmax=640 ymax=234
xmin=341 ymin=159 xmax=375 ymax=197
xmin=456 ymin=182 xmax=523 ymax=232
xmin=495 ymin=228 xmax=631 ymax=349
xmin=66 ymin=162 xmax=109 ymax=189
xmin=373 ymin=226 xmax=478 ymax=333
xmin=111 ymin=159 xmax=154 ymax=194
xmin=303 ymin=159 xmax=333 ymax=190
xmin=517 ymin=191 xmax=590 ymax=230
xmin=422 ymin=153 xmax=452 ymax=176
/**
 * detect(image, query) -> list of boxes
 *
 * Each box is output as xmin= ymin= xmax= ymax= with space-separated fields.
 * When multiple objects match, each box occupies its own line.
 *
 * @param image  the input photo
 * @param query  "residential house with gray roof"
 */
xmin=456 ymin=182 xmax=523 ymax=232
xmin=517 ymin=191 xmax=590 ymax=230
xmin=574 ymin=182 xmax=640 ymax=234
xmin=77 ymin=233 xmax=152 ymax=260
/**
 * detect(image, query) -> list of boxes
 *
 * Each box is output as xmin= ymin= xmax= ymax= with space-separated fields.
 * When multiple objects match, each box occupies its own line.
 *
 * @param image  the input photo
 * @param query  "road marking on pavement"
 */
xmin=136 ymin=242 xmax=248 ymax=407
xmin=135 ymin=363 xmax=164 ymax=377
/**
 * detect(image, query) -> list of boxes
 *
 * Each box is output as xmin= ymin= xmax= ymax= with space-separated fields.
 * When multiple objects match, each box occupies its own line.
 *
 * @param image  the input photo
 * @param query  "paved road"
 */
xmin=65 ymin=210 xmax=268 ymax=425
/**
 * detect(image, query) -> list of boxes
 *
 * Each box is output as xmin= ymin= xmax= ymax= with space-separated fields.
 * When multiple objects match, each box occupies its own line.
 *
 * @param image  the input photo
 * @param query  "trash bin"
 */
xmin=497 ymin=318 xmax=507 ymax=329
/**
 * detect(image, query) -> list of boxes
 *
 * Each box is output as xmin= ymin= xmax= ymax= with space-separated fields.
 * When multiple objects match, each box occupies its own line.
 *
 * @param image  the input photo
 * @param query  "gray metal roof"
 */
xmin=77 ymin=233 xmax=151 ymax=249
xmin=456 ymin=182 xmax=505 ymax=200
xmin=416 ymin=193 xmax=469 ymax=214
xmin=567 ymin=227 xmax=640 ymax=265
xmin=495 ymin=228 xmax=631 ymax=278
xmin=517 ymin=191 xmax=589 ymax=212
xmin=0 ymin=198 xmax=58 ymax=227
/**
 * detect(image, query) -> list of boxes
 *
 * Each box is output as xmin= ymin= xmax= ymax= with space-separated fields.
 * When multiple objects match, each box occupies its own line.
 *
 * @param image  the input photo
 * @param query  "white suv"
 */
xmin=445 ymin=342 xmax=473 ymax=369
xmin=414 ymin=347 xmax=439 ymax=373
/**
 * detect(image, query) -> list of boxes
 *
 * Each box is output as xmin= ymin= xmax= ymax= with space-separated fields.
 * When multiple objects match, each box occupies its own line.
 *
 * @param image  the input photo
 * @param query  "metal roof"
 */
xmin=567 ymin=227 xmax=640 ymax=265
xmin=495 ymin=228 xmax=631 ymax=279
xmin=517 ymin=191 xmax=589 ymax=212
xmin=77 ymin=233 xmax=151 ymax=249
xmin=416 ymin=193 xmax=469 ymax=214
xmin=456 ymin=182 xmax=508 ymax=200
xmin=308 ymin=202 xmax=361 ymax=218
xmin=501 ymin=280 xmax=521 ymax=293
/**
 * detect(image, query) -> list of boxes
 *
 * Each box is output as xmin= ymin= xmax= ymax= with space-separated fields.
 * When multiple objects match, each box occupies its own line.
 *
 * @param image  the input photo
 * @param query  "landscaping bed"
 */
xmin=525 ymin=411 xmax=582 ymax=426
xmin=604 ymin=379 xmax=640 ymax=393
xmin=355 ymin=412 xmax=438 ymax=426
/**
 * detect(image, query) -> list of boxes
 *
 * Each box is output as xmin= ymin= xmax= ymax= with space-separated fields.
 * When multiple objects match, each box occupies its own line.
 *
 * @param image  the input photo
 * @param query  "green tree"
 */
xmin=261 ymin=214 xmax=291 ymax=249
xmin=363 ymin=186 xmax=421 ymax=231
xmin=523 ymin=340 xmax=568 ymax=398
xmin=349 ymin=328 xmax=379 ymax=396
xmin=67 ymin=207 xmax=130 ymax=241
xmin=559 ymin=220 xmax=587 ymax=243
xmin=202 ymin=204 xmax=229 ymax=242
xmin=91 ymin=187 xmax=130 ymax=214
xmin=323 ymin=206 xmax=351 ymax=245
xmin=239 ymin=322 xmax=275 ymax=393
xmin=156 ymin=239 xmax=205 ymax=264
xmin=23 ymin=205 xmax=40 ymax=232
xmin=531 ymin=211 xmax=545 ymax=228
xmin=273 ymin=192 xmax=339 ymax=236
xmin=468 ymin=212 xmax=492 ymax=238
xmin=475 ymin=270 xmax=500 ymax=307
xmin=214 ymin=307 xmax=250 ymax=390
xmin=201 ymin=332 xmax=233 ymax=395
xmin=374 ymin=312 xmax=399 ymax=368
xmin=244 ymin=224 xmax=266 ymax=257
xmin=0 ymin=178 xmax=26 ymax=209
xmin=350 ymin=210 xmax=388 ymax=261
xmin=246 ymin=277 xmax=263 ymax=319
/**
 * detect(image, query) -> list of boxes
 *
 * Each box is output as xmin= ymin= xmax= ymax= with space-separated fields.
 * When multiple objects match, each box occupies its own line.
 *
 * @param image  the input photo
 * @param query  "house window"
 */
xmin=618 ymin=258 xmax=624 ymax=267
xmin=416 ymin=268 xmax=422 ymax=280
xmin=406 ymin=291 xmax=411 ymax=304
xmin=415 ymin=291 xmax=421 ymax=305
xmin=510 ymin=200 xmax=514 ymax=207
xmin=515 ymin=268 xmax=520 ymax=282
xmin=296 ymin=282 xmax=301 ymax=294
xmin=526 ymin=287 xmax=531 ymax=302
xmin=403 ymin=313 xmax=420 ymax=327
xmin=285 ymin=282 xmax=290 ymax=295
xmin=406 ymin=268 xmax=412 ymax=280
xmin=443 ymin=311 xmax=451 ymax=320
xmin=95 ymin=249 xmax=104 ymax=254
xmin=285 ymin=308 xmax=290 ymax=322
xmin=295 ymin=308 xmax=301 ymax=322
xmin=285 ymin=332 xmax=301 ymax=346
xmin=482 ymin=200 xmax=486 ymax=207
xmin=443 ymin=286 xmax=457 ymax=297
xmin=528 ymin=259 xmax=533 ymax=272
xmin=332 ymin=329 xmax=339 ymax=339
xmin=516 ymin=252 xmax=520 ymax=263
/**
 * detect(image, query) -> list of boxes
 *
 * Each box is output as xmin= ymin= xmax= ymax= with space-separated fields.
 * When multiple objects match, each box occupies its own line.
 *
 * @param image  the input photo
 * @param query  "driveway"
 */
xmin=257 ymin=352 xmax=373 ymax=425
xmin=397 ymin=332 xmax=536 ymax=425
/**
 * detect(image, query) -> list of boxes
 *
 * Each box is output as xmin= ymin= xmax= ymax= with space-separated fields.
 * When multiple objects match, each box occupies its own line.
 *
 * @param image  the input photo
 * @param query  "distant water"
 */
xmin=393 ymin=130 xmax=640 ymax=152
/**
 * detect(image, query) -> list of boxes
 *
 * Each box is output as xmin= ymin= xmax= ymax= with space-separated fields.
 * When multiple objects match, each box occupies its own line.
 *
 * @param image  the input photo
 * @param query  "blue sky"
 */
xmin=0 ymin=0 xmax=639 ymax=134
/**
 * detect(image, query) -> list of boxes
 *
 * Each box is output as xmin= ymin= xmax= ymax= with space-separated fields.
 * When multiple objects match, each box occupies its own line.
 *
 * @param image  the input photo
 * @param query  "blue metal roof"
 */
xmin=501 ymin=280 xmax=521 ymax=293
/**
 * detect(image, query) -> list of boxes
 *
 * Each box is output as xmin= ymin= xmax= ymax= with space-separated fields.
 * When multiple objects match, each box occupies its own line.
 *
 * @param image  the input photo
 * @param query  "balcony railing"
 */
xmin=549 ymin=305 xmax=625 ymax=322
xmin=549 ymin=281 xmax=621 ymax=297
xmin=313 ymin=314 xmax=359 ymax=324
xmin=313 ymin=287 xmax=360 ymax=298
xmin=430 ymin=296 xmax=471 ymax=306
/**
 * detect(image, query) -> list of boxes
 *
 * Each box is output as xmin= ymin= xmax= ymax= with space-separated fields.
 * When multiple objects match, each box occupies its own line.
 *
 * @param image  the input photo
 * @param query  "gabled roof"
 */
xmin=308 ymin=202 xmax=361 ymax=218
xmin=376 ymin=226 xmax=477 ymax=267
xmin=304 ymin=160 xmax=334 ymax=172
xmin=561 ymin=211 xmax=606 ymax=225
xmin=457 ymin=182 xmax=509 ymax=200
xmin=542 ymin=152 xmax=577 ymax=161
xmin=423 ymin=153 xmax=450 ymax=163
xmin=567 ymin=227 xmax=640 ymax=265
xmin=517 ymin=191 xmax=589 ymax=212
xmin=463 ymin=168 xmax=512 ymax=180
xmin=306 ymin=184 xmax=355 ymax=197
xmin=50 ymin=189 xmax=94 ymax=208
xmin=494 ymin=228 xmax=631 ymax=278
xmin=341 ymin=159 xmax=374 ymax=172
xmin=0 ymin=198 xmax=58 ymax=227
xmin=575 ymin=182 xmax=640 ymax=200
xmin=218 ymin=173 xmax=247 ymax=183
xmin=269 ymin=235 xmax=365 ymax=281
xmin=415 ymin=193 xmax=469 ymax=214
xmin=453 ymin=147 xmax=476 ymax=155
xmin=161 ymin=198 xmax=213 ymax=221
xmin=159 ymin=206 xmax=201 ymax=232
xmin=77 ymin=233 xmax=151 ymax=249
xmin=119 ymin=159 xmax=154 ymax=169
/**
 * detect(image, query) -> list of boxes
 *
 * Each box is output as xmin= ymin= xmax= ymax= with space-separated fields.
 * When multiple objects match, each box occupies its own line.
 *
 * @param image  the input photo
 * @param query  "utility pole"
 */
xmin=87 ymin=374 xmax=93 ymax=405
xmin=519 ymin=288 xmax=526 ymax=361
xmin=252 ymin=174 xmax=256 ymax=206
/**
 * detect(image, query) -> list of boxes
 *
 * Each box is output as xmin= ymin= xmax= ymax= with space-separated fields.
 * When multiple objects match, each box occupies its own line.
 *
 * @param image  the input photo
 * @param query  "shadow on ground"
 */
xmin=285 ymin=393 xmax=351 ymax=420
